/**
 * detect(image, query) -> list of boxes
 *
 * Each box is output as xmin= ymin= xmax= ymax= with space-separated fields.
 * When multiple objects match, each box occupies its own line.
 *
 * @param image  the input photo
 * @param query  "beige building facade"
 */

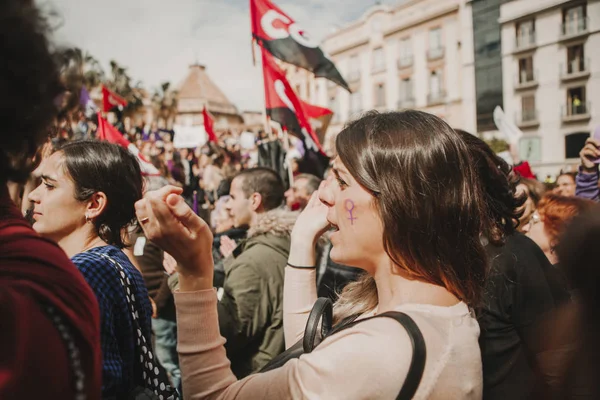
xmin=500 ymin=0 xmax=600 ymax=176
xmin=287 ymin=0 xmax=477 ymax=154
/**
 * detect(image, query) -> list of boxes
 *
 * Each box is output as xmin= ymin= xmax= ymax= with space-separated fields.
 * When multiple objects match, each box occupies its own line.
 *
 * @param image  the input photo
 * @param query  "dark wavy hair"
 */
xmin=0 ymin=0 xmax=63 ymax=184
xmin=58 ymin=141 xmax=143 ymax=248
xmin=334 ymin=111 xmax=488 ymax=317
xmin=456 ymin=130 xmax=525 ymax=245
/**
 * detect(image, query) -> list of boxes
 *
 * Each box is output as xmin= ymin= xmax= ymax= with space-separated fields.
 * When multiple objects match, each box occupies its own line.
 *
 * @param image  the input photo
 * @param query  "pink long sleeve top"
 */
xmin=175 ymin=267 xmax=483 ymax=399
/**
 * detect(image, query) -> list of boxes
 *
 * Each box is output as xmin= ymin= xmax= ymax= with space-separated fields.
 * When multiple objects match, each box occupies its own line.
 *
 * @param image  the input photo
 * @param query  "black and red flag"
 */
xmin=261 ymin=49 xmax=329 ymax=177
xmin=251 ymin=0 xmax=350 ymax=92
xmin=300 ymin=100 xmax=334 ymax=147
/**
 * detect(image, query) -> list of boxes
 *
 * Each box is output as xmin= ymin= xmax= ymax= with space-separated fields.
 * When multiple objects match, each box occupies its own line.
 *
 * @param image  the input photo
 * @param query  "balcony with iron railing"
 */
xmin=397 ymin=97 xmax=415 ymax=109
xmin=516 ymin=109 xmax=539 ymax=128
xmin=562 ymin=101 xmax=591 ymax=122
xmin=427 ymin=47 xmax=445 ymax=61
xmin=515 ymin=69 xmax=538 ymax=90
xmin=560 ymin=17 xmax=589 ymax=41
xmin=427 ymin=90 xmax=446 ymax=106
xmin=514 ymin=32 xmax=536 ymax=53
xmin=397 ymin=55 xmax=414 ymax=69
xmin=560 ymin=58 xmax=590 ymax=81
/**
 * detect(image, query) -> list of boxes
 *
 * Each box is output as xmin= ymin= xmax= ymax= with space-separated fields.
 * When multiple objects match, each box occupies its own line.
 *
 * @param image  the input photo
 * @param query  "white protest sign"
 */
xmin=240 ymin=131 xmax=256 ymax=149
xmin=173 ymin=125 xmax=208 ymax=149
xmin=493 ymin=106 xmax=523 ymax=146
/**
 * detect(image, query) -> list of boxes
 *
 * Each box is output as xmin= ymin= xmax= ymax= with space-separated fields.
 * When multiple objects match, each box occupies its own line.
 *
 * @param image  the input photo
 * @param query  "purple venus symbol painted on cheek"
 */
xmin=345 ymin=199 xmax=357 ymax=225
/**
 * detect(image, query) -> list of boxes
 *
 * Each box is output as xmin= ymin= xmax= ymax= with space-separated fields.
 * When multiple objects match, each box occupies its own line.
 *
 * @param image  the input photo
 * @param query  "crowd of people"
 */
xmin=4 ymin=1 xmax=600 ymax=399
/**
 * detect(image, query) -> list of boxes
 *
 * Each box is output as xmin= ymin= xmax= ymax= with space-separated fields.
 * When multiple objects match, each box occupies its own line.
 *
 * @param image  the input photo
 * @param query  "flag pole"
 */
xmin=282 ymin=128 xmax=294 ymax=186
xmin=251 ymin=38 xmax=256 ymax=67
xmin=256 ymin=44 xmax=274 ymax=141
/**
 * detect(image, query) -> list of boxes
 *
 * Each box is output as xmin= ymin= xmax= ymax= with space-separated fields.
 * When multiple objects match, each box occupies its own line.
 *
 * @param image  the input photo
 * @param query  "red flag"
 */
xmin=300 ymin=100 xmax=333 ymax=119
xmin=202 ymin=107 xmax=218 ymax=143
xmin=96 ymin=114 xmax=160 ymax=176
xmin=261 ymin=48 xmax=324 ymax=154
xmin=102 ymin=85 xmax=128 ymax=112
xmin=513 ymin=161 xmax=535 ymax=179
xmin=251 ymin=0 xmax=350 ymax=92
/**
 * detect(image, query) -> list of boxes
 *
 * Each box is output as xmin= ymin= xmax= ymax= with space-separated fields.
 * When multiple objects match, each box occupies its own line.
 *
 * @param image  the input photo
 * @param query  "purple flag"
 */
xmin=80 ymin=86 xmax=98 ymax=117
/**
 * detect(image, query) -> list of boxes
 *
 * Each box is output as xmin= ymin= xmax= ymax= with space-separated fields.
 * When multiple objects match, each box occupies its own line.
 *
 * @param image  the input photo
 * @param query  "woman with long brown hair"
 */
xmin=136 ymin=110 xmax=488 ymax=399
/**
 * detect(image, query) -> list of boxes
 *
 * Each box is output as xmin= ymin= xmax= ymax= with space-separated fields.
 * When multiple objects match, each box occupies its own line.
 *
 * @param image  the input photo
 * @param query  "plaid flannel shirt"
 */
xmin=72 ymin=245 xmax=152 ymax=399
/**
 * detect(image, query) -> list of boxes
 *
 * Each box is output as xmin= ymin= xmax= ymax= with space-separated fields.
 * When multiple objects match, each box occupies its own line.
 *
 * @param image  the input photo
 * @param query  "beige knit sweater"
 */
xmin=175 ymin=267 xmax=483 ymax=399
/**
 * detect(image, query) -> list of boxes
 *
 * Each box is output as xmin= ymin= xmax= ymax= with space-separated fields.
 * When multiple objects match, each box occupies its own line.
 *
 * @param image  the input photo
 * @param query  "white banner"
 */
xmin=240 ymin=131 xmax=256 ymax=149
xmin=493 ymin=106 xmax=523 ymax=146
xmin=173 ymin=125 xmax=208 ymax=149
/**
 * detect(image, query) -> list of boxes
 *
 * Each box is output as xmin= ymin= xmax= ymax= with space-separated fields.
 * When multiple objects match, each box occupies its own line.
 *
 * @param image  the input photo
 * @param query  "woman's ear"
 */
xmin=86 ymin=192 xmax=108 ymax=221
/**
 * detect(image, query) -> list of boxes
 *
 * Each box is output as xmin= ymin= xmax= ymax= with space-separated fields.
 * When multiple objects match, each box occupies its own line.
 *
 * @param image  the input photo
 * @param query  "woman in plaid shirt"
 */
xmin=29 ymin=140 xmax=153 ymax=399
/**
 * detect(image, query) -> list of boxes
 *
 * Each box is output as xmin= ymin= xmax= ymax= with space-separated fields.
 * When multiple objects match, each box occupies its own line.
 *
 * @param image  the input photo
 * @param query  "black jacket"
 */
xmin=478 ymin=233 xmax=571 ymax=400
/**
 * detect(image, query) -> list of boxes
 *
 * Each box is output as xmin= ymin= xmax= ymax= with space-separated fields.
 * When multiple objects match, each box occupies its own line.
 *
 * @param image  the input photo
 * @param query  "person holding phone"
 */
xmin=575 ymin=126 xmax=600 ymax=201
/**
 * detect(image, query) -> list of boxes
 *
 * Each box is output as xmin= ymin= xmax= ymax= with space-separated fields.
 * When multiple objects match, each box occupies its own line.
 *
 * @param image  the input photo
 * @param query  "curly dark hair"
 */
xmin=0 ymin=0 xmax=63 ymax=184
xmin=456 ymin=130 xmax=525 ymax=245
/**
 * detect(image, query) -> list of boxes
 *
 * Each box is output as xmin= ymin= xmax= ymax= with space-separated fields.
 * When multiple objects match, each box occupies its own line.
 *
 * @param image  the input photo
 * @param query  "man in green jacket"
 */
xmin=219 ymin=167 xmax=297 ymax=378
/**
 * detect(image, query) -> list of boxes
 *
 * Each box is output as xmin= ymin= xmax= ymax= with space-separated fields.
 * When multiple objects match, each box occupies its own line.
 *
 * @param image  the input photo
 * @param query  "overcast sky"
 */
xmin=39 ymin=0 xmax=395 ymax=111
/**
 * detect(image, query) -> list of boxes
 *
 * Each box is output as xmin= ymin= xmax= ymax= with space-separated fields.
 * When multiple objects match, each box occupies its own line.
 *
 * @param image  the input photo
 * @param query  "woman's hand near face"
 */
xmin=288 ymin=189 xmax=330 ymax=267
xmin=135 ymin=185 xmax=214 ymax=292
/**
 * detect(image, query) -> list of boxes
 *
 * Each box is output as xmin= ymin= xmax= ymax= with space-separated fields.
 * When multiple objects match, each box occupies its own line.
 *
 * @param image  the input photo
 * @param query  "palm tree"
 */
xmin=105 ymin=60 xmax=146 ymax=118
xmin=151 ymin=81 xmax=179 ymax=129
xmin=54 ymin=47 xmax=106 ymax=116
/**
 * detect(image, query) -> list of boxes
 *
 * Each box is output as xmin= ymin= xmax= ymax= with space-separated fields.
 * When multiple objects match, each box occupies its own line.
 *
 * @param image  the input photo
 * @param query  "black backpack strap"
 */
xmin=378 ymin=312 xmax=427 ymax=400
xmin=303 ymin=297 xmax=333 ymax=353
xmin=326 ymin=311 xmax=426 ymax=400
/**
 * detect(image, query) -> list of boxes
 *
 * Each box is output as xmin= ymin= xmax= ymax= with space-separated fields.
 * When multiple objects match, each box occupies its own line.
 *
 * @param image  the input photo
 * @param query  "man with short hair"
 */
xmin=284 ymin=173 xmax=321 ymax=211
xmin=219 ymin=167 xmax=297 ymax=377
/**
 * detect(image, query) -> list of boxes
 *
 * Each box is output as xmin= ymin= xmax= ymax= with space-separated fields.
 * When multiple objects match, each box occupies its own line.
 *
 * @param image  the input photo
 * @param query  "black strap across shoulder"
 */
xmin=99 ymin=253 xmax=179 ymax=400
xmin=303 ymin=297 xmax=333 ymax=353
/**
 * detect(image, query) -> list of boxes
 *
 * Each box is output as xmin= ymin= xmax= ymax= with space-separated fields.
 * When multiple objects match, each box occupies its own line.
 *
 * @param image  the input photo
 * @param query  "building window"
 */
xmin=374 ymin=83 xmax=386 ymax=108
xmin=562 ymin=4 xmax=587 ymax=36
xmin=565 ymin=132 xmax=590 ymax=159
xmin=429 ymin=69 xmax=444 ymax=99
xmin=398 ymin=37 xmax=413 ymax=67
xmin=428 ymin=28 xmax=444 ymax=59
xmin=372 ymin=47 xmax=385 ymax=73
xmin=398 ymin=77 xmax=413 ymax=108
xmin=348 ymin=54 xmax=360 ymax=81
xmin=515 ymin=19 xmax=535 ymax=48
xmin=566 ymin=44 xmax=586 ymax=74
xmin=519 ymin=137 xmax=542 ymax=162
xmin=566 ymin=86 xmax=588 ymax=116
xmin=521 ymin=94 xmax=536 ymax=122
xmin=350 ymin=90 xmax=362 ymax=116
xmin=518 ymin=56 xmax=534 ymax=83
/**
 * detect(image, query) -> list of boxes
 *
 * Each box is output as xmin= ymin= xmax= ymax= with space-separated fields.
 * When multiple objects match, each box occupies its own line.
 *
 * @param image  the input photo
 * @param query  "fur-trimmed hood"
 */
xmin=247 ymin=208 xmax=299 ymax=239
